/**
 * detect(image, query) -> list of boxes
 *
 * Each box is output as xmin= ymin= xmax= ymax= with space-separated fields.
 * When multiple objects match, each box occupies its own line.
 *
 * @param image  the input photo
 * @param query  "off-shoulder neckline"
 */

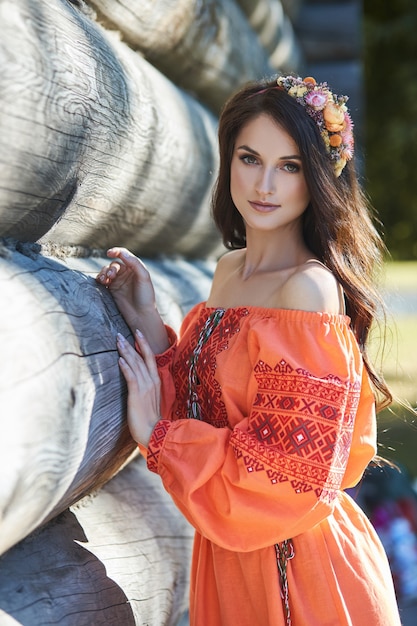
xmin=195 ymin=302 xmax=351 ymax=324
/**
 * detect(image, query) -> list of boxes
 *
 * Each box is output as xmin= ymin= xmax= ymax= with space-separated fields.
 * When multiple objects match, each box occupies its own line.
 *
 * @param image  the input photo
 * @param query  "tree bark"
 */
xmin=0 ymin=238 xmax=213 ymax=555
xmin=0 ymin=0 xmax=222 ymax=258
xmin=86 ymin=0 xmax=275 ymax=112
xmin=0 ymin=456 xmax=193 ymax=626
xmin=236 ymin=0 xmax=304 ymax=71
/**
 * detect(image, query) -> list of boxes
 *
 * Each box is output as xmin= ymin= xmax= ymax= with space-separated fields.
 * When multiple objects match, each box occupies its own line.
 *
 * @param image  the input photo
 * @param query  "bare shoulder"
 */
xmin=280 ymin=261 xmax=343 ymax=314
xmin=206 ymin=249 xmax=240 ymax=303
xmin=212 ymin=249 xmax=243 ymax=279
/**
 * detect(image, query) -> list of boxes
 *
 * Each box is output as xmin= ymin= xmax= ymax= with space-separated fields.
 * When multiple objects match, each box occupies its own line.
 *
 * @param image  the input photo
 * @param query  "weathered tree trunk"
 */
xmin=0 ymin=239 xmax=213 ymax=556
xmin=0 ymin=455 xmax=194 ymax=626
xmin=86 ymin=0 xmax=275 ymax=113
xmin=0 ymin=0 xmax=222 ymax=258
xmin=236 ymin=0 xmax=304 ymax=71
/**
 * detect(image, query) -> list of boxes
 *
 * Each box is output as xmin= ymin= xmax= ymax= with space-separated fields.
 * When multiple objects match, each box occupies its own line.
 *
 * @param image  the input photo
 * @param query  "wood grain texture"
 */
xmin=0 ymin=239 xmax=213 ymax=555
xmin=0 ymin=0 xmax=222 ymax=258
xmin=86 ymin=0 xmax=275 ymax=112
xmin=0 ymin=455 xmax=194 ymax=626
xmin=236 ymin=0 xmax=304 ymax=71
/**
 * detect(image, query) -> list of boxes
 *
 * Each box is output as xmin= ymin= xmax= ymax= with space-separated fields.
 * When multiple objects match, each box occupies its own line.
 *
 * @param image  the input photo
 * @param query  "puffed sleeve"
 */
xmin=145 ymin=312 xmax=376 ymax=551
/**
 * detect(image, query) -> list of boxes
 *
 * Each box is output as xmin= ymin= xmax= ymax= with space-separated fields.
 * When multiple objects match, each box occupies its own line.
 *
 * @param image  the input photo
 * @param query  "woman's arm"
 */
xmin=96 ymin=247 xmax=170 ymax=354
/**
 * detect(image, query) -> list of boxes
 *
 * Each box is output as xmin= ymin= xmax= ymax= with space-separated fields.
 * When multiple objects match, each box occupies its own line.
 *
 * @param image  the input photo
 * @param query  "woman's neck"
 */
xmin=241 ymin=229 xmax=312 ymax=280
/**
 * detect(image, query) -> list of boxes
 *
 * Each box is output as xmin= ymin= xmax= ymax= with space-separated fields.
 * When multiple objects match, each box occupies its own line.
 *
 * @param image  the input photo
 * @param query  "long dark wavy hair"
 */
xmin=212 ymin=78 xmax=392 ymax=412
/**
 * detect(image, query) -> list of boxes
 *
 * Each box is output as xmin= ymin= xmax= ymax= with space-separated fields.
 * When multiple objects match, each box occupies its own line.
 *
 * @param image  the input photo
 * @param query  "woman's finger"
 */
xmin=135 ymin=330 xmax=160 ymax=384
xmin=107 ymin=248 xmax=150 ymax=281
xmin=116 ymin=333 xmax=156 ymax=388
xmin=96 ymin=264 xmax=110 ymax=285
xmin=118 ymin=355 xmax=136 ymax=383
xmin=117 ymin=334 xmax=144 ymax=371
xmin=96 ymin=258 xmax=126 ymax=285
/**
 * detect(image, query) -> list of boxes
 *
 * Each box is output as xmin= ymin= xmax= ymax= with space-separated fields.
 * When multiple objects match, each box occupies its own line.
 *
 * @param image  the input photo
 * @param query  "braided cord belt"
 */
xmin=187 ymin=308 xmax=225 ymax=420
xmin=275 ymin=539 xmax=295 ymax=625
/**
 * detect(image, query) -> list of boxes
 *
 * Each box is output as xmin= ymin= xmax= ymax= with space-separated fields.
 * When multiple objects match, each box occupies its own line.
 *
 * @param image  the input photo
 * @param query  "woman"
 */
xmin=97 ymin=75 xmax=401 ymax=625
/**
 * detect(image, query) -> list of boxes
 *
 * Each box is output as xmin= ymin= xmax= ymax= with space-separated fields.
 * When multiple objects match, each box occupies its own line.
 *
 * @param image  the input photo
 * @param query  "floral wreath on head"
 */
xmin=276 ymin=75 xmax=354 ymax=177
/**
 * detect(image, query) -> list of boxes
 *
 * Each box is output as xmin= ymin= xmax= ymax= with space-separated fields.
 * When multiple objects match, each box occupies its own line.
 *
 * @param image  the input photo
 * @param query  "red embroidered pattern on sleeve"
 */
xmin=146 ymin=420 xmax=172 ymax=474
xmin=231 ymin=358 xmax=360 ymax=500
xmin=155 ymin=326 xmax=177 ymax=368
xmin=156 ymin=352 xmax=173 ymax=368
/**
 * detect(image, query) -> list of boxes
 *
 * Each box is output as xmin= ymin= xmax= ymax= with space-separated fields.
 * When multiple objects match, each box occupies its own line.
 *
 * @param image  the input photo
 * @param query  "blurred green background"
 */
xmin=376 ymin=262 xmax=417 ymax=476
xmin=364 ymin=0 xmax=417 ymax=477
xmin=364 ymin=0 xmax=417 ymax=260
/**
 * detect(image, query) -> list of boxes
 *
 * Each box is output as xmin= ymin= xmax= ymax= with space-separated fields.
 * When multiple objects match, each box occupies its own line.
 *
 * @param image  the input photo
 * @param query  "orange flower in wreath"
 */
xmin=323 ymin=102 xmax=345 ymax=132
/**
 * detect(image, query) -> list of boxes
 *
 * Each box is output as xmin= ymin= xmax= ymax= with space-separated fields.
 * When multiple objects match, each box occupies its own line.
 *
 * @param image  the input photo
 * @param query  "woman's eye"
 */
xmin=283 ymin=162 xmax=300 ymax=173
xmin=240 ymin=154 xmax=258 ymax=165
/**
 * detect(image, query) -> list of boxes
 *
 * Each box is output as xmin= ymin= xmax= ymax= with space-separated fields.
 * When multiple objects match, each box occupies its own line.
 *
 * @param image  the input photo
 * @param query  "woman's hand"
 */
xmin=96 ymin=247 xmax=156 ymax=323
xmin=117 ymin=330 xmax=161 ymax=447
xmin=97 ymin=247 xmax=169 ymax=354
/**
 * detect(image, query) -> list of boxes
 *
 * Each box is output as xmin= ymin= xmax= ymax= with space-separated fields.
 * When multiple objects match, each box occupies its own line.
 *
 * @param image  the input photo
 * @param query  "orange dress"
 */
xmin=141 ymin=304 xmax=401 ymax=626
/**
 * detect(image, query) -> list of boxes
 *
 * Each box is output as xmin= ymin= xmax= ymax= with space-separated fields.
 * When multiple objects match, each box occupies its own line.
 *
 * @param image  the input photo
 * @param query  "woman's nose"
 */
xmin=255 ymin=168 xmax=275 ymax=197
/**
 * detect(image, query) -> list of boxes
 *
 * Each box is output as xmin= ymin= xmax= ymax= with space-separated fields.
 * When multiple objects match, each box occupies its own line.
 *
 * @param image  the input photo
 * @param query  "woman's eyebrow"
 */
xmin=236 ymin=144 xmax=302 ymax=161
xmin=236 ymin=144 xmax=259 ymax=155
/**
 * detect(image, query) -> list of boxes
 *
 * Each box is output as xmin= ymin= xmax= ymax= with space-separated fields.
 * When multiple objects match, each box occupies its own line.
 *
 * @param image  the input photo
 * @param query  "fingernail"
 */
xmin=117 ymin=333 xmax=125 ymax=343
xmin=136 ymin=329 xmax=144 ymax=338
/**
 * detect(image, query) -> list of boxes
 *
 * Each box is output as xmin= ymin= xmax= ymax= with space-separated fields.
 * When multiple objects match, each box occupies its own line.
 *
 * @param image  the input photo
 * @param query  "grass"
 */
xmin=374 ymin=261 xmax=417 ymax=476
xmin=380 ymin=261 xmax=417 ymax=401
xmin=382 ymin=261 xmax=417 ymax=291
xmin=382 ymin=316 xmax=417 ymax=401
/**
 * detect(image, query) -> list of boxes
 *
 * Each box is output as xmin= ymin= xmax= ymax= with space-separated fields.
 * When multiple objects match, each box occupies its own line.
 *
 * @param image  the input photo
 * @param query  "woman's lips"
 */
xmin=249 ymin=200 xmax=280 ymax=213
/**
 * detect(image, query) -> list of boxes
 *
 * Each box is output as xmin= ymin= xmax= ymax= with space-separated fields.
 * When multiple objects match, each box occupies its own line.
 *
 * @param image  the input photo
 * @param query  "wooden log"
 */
xmin=85 ymin=0 xmax=274 ymax=112
xmin=0 ymin=238 xmax=213 ymax=555
xmin=236 ymin=0 xmax=304 ymax=71
xmin=0 ymin=455 xmax=194 ymax=626
xmin=0 ymin=0 xmax=222 ymax=258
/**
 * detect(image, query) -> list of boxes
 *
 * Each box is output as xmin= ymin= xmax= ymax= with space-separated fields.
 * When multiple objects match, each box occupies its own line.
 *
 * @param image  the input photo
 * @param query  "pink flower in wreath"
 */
xmin=341 ymin=133 xmax=354 ymax=160
xmin=305 ymin=90 xmax=328 ymax=111
xmin=343 ymin=111 xmax=354 ymax=132
xmin=341 ymin=114 xmax=354 ymax=159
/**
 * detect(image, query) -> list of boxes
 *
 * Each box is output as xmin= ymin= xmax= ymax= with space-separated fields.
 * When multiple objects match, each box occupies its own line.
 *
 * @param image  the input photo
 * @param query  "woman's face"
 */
xmin=230 ymin=114 xmax=310 ymax=236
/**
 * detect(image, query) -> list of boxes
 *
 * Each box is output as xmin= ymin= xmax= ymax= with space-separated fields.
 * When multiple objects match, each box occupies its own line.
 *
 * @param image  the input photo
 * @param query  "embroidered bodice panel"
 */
xmin=162 ymin=304 xmax=371 ymax=498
